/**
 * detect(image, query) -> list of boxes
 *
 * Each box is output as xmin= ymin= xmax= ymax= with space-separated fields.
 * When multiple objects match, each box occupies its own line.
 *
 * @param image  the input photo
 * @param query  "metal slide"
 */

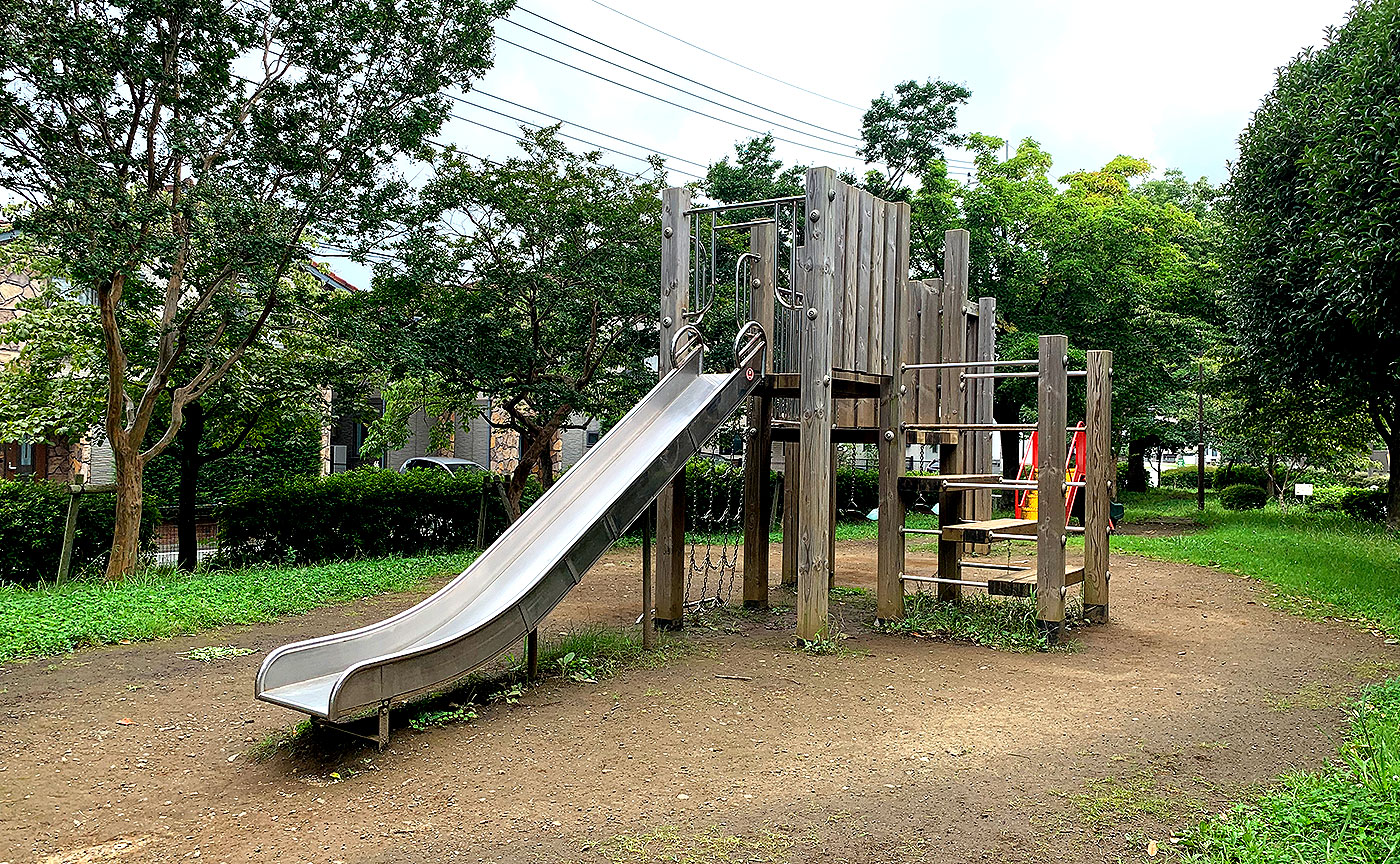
xmin=256 ymin=325 xmax=765 ymax=722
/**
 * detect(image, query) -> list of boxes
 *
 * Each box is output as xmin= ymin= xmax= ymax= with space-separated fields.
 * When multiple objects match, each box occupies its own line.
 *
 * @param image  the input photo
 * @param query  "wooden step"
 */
xmin=939 ymin=518 xmax=1036 ymax=544
xmin=987 ymin=565 xmax=1085 ymax=598
xmin=897 ymin=474 xmax=999 ymax=497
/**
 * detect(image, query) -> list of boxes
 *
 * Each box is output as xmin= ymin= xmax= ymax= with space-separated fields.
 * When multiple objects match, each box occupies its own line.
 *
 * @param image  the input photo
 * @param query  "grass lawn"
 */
xmin=0 ymin=552 xmax=475 ymax=661
xmin=1109 ymin=491 xmax=1400 ymax=638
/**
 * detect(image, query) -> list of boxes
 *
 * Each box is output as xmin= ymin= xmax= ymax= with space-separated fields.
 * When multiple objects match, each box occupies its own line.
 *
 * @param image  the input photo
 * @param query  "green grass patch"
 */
xmin=877 ymin=591 xmax=1077 ymax=652
xmin=597 ymin=825 xmax=795 ymax=864
xmin=1176 ymin=678 xmax=1400 ymax=863
xmin=1110 ymin=501 xmax=1400 ymax=637
xmin=0 ymin=552 xmax=476 ymax=661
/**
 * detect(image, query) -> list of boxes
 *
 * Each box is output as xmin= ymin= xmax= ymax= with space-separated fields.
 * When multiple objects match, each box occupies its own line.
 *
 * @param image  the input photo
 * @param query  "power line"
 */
xmin=494 ymin=35 xmax=861 ymax=163
xmin=581 ymin=0 xmax=866 ymax=112
xmin=468 ymin=90 xmax=709 ymax=170
xmin=511 ymin=6 xmax=861 ymax=145
xmin=498 ymin=21 xmax=857 ymax=152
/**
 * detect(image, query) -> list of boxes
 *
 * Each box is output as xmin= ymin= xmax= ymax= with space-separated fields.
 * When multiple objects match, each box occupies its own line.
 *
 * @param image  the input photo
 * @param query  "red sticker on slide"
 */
xmin=746 ymin=368 xmax=755 ymax=381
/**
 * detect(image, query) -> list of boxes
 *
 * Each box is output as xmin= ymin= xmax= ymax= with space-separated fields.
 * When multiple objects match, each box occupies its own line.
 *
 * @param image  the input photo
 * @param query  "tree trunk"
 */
xmin=176 ymin=401 xmax=204 ymax=572
xmin=104 ymin=443 xmax=145 ymax=581
xmin=1126 ymin=437 xmax=1149 ymax=493
xmin=1388 ymin=464 xmax=1398 ymax=532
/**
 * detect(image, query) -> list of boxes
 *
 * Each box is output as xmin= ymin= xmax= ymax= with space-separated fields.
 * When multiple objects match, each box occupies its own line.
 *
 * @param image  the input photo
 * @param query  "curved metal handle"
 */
xmin=670 ymin=324 xmax=705 ymax=370
xmin=733 ymin=320 xmax=767 ymax=370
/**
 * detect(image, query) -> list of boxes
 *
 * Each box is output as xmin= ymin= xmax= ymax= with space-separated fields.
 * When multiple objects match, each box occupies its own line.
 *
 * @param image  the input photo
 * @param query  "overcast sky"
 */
xmin=320 ymin=0 xmax=1355 ymax=285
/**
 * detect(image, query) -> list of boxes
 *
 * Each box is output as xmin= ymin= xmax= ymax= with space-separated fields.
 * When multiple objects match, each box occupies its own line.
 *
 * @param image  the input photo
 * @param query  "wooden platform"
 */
xmin=987 ymin=565 xmax=1085 ymax=598
xmin=904 ymin=429 xmax=959 ymax=446
xmin=770 ymin=423 xmax=879 ymax=444
xmin=939 ymin=518 xmax=1036 ymax=544
xmin=896 ymin=474 xmax=999 ymax=498
xmin=762 ymin=369 xmax=886 ymax=399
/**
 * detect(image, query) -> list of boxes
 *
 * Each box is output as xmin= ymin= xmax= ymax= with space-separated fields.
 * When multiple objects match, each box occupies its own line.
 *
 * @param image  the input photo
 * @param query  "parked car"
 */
xmin=399 ymin=456 xmax=487 ymax=476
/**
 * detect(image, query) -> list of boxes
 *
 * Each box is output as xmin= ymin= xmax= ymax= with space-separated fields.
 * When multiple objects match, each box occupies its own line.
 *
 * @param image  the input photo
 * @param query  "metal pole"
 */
xmin=1197 ymin=360 xmax=1206 ymax=512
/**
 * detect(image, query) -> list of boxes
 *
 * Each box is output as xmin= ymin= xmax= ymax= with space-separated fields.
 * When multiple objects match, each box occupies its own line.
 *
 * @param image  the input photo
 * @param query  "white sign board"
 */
xmin=1294 ymin=483 xmax=1314 ymax=497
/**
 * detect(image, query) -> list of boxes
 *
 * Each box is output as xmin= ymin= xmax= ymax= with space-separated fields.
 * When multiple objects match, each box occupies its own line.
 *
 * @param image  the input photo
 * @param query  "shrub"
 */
xmin=683 ymin=459 xmax=878 ymax=531
xmin=0 ymin=479 xmax=158 ymax=585
xmin=219 ymin=468 xmax=542 ymax=565
xmin=1308 ymin=485 xmax=1388 ymax=522
xmin=1215 ymin=464 xmax=1273 ymax=490
xmin=1158 ymin=465 xmax=1214 ymax=489
xmin=1219 ymin=483 xmax=1268 ymax=511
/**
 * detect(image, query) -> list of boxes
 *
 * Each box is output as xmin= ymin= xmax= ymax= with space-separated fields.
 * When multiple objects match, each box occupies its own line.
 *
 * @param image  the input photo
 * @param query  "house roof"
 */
xmin=298 ymin=260 xmax=362 ymax=292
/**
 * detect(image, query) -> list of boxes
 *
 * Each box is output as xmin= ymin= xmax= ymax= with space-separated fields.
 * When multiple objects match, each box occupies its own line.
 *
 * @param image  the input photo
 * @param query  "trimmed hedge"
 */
xmin=1159 ymin=465 xmax=1215 ymax=489
xmin=1308 ymin=485 xmax=1389 ymax=522
xmin=0 ymin=479 xmax=158 ymax=586
xmin=683 ymin=459 xmax=879 ymax=530
xmin=219 ymin=469 xmax=542 ymax=565
xmin=1219 ymin=483 xmax=1268 ymax=511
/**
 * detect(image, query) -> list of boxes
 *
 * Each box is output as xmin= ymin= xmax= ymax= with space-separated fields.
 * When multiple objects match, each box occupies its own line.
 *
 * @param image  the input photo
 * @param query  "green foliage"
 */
xmin=1222 ymin=0 xmax=1400 ymax=525
xmin=1214 ymin=465 xmax=1273 ymax=490
xmin=363 ymin=127 xmax=663 ymax=513
xmin=1111 ymin=497 xmax=1400 ymax=638
xmin=219 ymin=469 xmax=540 ymax=565
xmin=143 ymin=417 xmax=323 ymax=508
xmin=1310 ymin=485 xmax=1390 ymax=523
xmin=0 ymin=552 xmax=473 ymax=660
xmin=702 ymin=134 xmax=805 ymax=204
xmin=859 ymin=78 xmax=972 ymax=191
xmin=1219 ymin=484 xmax=1268 ymax=511
xmin=1176 ymin=678 xmax=1400 ymax=863
xmin=681 ymin=460 xmax=879 ymax=531
xmin=1159 ymin=465 xmax=1216 ymax=490
xmin=879 ymin=593 xmax=1074 ymax=653
xmin=0 ymin=479 xmax=156 ymax=586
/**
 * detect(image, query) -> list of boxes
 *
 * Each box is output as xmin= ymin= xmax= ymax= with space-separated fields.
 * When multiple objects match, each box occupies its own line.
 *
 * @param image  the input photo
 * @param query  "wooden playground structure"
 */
xmin=655 ymin=167 xmax=1115 ymax=644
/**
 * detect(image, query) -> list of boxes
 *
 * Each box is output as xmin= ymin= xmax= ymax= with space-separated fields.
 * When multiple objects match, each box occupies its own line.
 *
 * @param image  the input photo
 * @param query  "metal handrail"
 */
xmin=733 ymin=320 xmax=767 ymax=369
xmin=670 ymin=324 xmax=705 ymax=370
xmin=683 ymin=194 xmax=803 ymax=216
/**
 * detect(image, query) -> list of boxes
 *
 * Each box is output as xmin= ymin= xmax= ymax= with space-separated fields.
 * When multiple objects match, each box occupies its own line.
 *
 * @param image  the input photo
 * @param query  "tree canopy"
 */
xmin=1221 ymin=0 xmax=1400 ymax=524
xmin=0 ymin=0 xmax=510 ymax=576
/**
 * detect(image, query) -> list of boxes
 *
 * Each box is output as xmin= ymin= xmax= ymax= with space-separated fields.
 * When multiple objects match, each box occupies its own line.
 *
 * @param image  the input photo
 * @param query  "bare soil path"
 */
xmin=3 ymin=540 xmax=1395 ymax=864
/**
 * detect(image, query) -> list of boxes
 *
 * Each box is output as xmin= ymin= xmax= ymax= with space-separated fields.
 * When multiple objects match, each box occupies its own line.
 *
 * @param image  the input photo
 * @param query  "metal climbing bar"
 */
xmin=902 ymin=358 xmax=1040 ymax=371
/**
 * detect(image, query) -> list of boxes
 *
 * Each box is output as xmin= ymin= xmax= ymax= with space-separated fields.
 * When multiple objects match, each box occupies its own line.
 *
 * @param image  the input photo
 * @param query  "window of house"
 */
xmin=585 ymin=429 xmax=600 ymax=449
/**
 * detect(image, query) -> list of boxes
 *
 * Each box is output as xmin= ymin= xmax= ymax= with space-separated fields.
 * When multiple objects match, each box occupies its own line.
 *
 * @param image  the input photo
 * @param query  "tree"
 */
xmin=859 ymin=79 xmax=972 ymax=193
xmin=1221 ymin=0 xmax=1400 ymax=527
xmin=0 ymin=0 xmax=510 ymax=577
xmin=951 ymin=136 xmax=1224 ymax=486
xmin=0 ymin=248 xmax=364 ymax=570
xmin=364 ymin=128 xmax=664 ymax=518
xmin=702 ymin=134 xmax=804 ymax=204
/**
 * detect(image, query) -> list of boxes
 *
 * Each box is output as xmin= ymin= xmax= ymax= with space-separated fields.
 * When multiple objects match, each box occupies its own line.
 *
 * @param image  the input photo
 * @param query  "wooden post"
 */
xmin=876 ymin=374 xmax=906 ymax=620
xmin=936 ymin=230 xmax=969 ymax=603
xmin=656 ymin=186 xmax=690 ymax=630
xmin=1083 ymin=350 xmax=1113 ymax=624
xmin=796 ymin=167 xmax=837 ymax=642
xmin=781 ymin=442 xmax=799 ymax=587
xmin=937 ymin=486 xmax=963 ymax=599
xmin=56 ymin=474 xmax=84 ymax=583
xmin=973 ymin=297 xmax=997 ymax=551
xmin=642 ymin=502 xmax=655 ymax=649
xmin=1036 ymin=334 xmax=1069 ymax=642
xmin=743 ymin=222 xmax=776 ymax=609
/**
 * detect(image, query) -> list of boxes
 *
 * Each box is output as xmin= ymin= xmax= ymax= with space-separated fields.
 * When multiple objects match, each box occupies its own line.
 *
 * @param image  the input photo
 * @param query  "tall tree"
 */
xmin=364 ymin=128 xmax=664 ymax=518
xmin=1222 ymin=0 xmax=1400 ymax=526
xmin=702 ymin=134 xmax=805 ymax=204
xmin=859 ymin=78 xmax=971 ymax=194
xmin=0 ymin=0 xmax=511 ymax=578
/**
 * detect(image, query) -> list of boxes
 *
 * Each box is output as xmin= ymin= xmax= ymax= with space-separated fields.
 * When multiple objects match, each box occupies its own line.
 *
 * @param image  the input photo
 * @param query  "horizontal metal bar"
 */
xmin=900 ymin=527 xmax=941 ymax=536
xmin=959 ymin=561 xmax=1030 ymax=571
xmin=900 ymin=574 xmax=990 ymax=589
xmin=903 ymin=359 xmax=1039 ymax=371
xmin=1067 ymin=370 xmax=1088 ymax=378
xmin=684 ymin=195 xmax=803 ymax=216
xmin=713 ymin=217 xmax=777 ymax=232
xmin=962 ymin=371 xmax=1040 ymax=380
xmin=905 ymin=423 xmax=1038 ymax=432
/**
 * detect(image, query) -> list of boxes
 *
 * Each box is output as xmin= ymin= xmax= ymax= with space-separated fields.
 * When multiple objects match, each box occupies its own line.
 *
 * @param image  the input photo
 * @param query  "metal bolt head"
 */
xmin=662 ymin=316 xmax=673 ymax=327
xmin=827 ymin=189 xmax=836 ymax=202
xmin=809 ymin=209 xmax=820 ymax=223
xmin=822 ymin=374 xmax=831 ymax=386
xmin=806 ymin=307 xmax=818 ymax=320
xmin=899 ymin=385 xmax=907 ymax=395
xmin=663 ymin=226 xmax=673 ymax=238
xmin=884 ymin=430 xmax=895 ymax=441
xmin=751 ymin=278 xmax=762 ymax=289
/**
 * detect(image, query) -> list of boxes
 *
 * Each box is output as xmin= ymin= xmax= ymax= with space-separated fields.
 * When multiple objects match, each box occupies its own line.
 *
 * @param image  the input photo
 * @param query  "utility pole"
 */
xmin=1197 ymin=361 xmax=1206 ymax=511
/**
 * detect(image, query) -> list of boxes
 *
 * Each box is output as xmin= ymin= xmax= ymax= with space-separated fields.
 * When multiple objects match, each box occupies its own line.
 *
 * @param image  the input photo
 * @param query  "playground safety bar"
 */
xmin=670 ymin=324 xmax=705 ymax=370
xmin=900 ymin=574 xmax=990 ymax=589
xmin=904 ymin=423 xmax=1094 ymax=433
xmin=960 ymin=561 xmax=1031 ymax=571
xmin=733 ymin=320 xmax=768 ymax=369
xmin=902 ymin=359 xmax=1040 ymax=371
xmin=960 ymin=370 xmax=1090 ymax=380
xmin=943 ymin=481 xmax=1088 ymax=490
xmin=714 ymin=217 xmax=777 ymax=232
xmin=683 ymin=195 xmax=804 ymax=216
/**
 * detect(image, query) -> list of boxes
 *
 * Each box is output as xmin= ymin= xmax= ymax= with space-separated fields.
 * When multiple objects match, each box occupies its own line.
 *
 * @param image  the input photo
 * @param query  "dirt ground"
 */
xmin=2 ymin=539 xmax=1396 ymax=864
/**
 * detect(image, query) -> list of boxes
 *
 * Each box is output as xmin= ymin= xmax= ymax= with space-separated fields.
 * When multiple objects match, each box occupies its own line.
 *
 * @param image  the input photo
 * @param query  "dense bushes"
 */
xmin=1309 ymin=485 xmax=1389 ymax=522
xmin=1220 ymin=483 xmax=1268 ymax=510
xmin=219 ymin=469 xmax=541 ymax=565
xmin=0 ymin=479 xmax=157 ymax=585
xmin=683 ymin=459 xmax=879 ymax=530
xmin=1158 ymin=465 xmax=1215 ymax=489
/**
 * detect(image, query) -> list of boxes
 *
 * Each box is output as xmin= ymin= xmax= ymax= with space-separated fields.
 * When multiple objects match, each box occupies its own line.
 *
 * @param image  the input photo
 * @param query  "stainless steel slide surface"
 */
xmin=255 ymin=345 xmax=763 ymax=720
